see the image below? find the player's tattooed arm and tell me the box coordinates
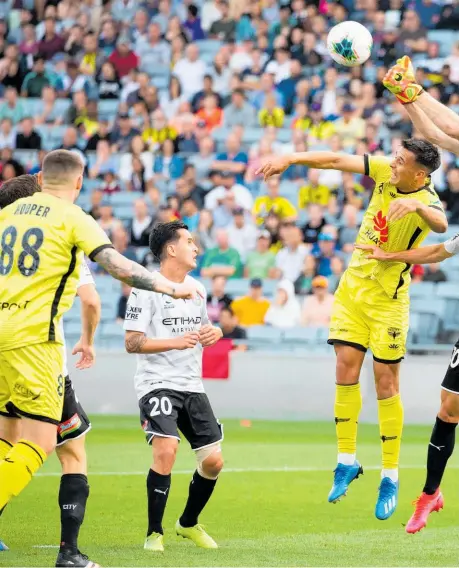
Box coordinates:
[125,331,148,354]
[93,248,201,299]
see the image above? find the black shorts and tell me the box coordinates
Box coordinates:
[139,389,223,450]
[441,341,459,395]
[0,376,91,445]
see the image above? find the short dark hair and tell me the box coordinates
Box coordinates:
[402,138,441,174]
[42,149,83,183]
[220,306,234,317]
[149,220,189,261]
[0,174,40,209]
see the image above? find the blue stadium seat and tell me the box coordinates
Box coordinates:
[82,179,101,192]
[98,100,119,120]
[21,98,41,116]
[196,39,222,54]
[63,321,84,336]
[246,326,284,342]
[94,275,116,295]
[100,322,125,349]
[409,282,436,298]
[13,149,38,167]
[410,299,444,344]
[224,279,250,297]
[241,128,263,145]
[65,303,81,322]
[283,327,325,345]
[110,192,143,206]
[436,283,459,331]
[152,75,170,90]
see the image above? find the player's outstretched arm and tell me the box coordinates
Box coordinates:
[356,242,453,264]
[256,152,365,180]
[404,102,459,154]
[415,92,459,142]
[125,330,200,354]
[93,248,201,300]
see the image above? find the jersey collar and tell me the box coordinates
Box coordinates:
[396,178,432,195]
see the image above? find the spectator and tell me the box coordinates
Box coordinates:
[219,307,247,345]
[253,176,297,226]
[1,161,24,183]
[2,56,25,95]
[302,204,326,244]
[100,170,122,195]
[298,169,331,209]
[89,140,117,179]
[64,24,84,58]
[187,136,215,181]
[19,23,39,58]
[116,282,132,323]
[176,114,199,153]
[274,224,309,282]
[398,9,428,54]
[244,230,277,280]
[142,109,177,152]
[294,255,317,296]
[264,279,301,328]
[111,114,140,153]
[223,88,256,128]
[184,4,205,41]
[0,118,15,150]
[87,189,103,219]
[209,51,232,97]
[21,55,52,98]
[212,133,248,184]
[339,204,360,251]
[201,228,243,279]
[328,256,345,293]
[59,127,86,166]
[206,275,233,323]
[97,61,121,99]
[253,73,284,111]
[209,0,236,41]
[0,86,24,124]
[294,102,335,143]
[128,199,155,247]
[99,19,118,58]
[153,139,185,181]
[300,276,334,326]
[424,263,447,283]
[160,75,186,120]
[265,47,292,84]
[231,278,271,327]
[15,117,42,150]
[258,93,285,128]
[97,202,123,240]
[205,171,253,211]
[35,86,62,126]
[333,103,365,150]
[196,94,223,131]
[181,198,200,232]
[109,35,139,79]
[196,209,216,251]
[411,264,425,284]
[314,231,340,277]
[227,207,257,261]
[38,17,65,60]
[173,43,207,98]
[85,120,111,151]
[79,32,104,76]
[277,60,304,115]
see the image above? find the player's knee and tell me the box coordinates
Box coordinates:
[375,373,398,399]
[196,442,223,480]
[438,395,459,423]
[336,356,361,385]
[153,440,178,473]
[56,440,87,473]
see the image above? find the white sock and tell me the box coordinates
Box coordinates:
[338,453,356,466]
[381,468,398,482]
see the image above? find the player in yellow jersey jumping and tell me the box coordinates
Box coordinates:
[257,138,447,519]
[0,150,201,536]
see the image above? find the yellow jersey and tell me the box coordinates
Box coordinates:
[349,155,444,299]
[253,196,297,226]
[231,296,270,327]
[298,183,330,208]
[0,192,112,351]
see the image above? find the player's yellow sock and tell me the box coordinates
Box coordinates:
[0,438,13,461]
[335,383,362,456]
[378,394,404,470]
[0,439,46,511]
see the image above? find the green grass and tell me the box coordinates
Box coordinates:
[2,416,459,567]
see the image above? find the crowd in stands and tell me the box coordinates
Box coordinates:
[1,0,459,334]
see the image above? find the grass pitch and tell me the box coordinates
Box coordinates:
[2,417,459,567]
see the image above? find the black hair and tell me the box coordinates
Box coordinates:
[149,220,189,261]
[0,174,40,209]
[401,138,441,174]
[220,306,234,316]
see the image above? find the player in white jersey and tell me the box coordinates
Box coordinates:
[358,234,459,533]
[124,221,223,552]
[0,175,100,568]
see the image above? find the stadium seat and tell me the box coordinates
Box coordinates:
[427,30,456,57]
[98,99,119,120]
[224,279,250,297]
[409,282,436,298]
[246,325,284,343]
[410,299,445,344]
[283,327,325,345]
[196,39,222,54]
[110,192,143,206]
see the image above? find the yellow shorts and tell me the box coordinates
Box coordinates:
[328,270,409,363]
[0,342,64,424]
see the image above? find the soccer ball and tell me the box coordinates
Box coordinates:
[327,21,373,67]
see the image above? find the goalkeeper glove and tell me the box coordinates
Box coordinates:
[383,56,424,104]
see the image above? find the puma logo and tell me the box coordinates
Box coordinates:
[429,443,445,451]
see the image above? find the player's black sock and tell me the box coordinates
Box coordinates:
[423,416,457,495]
[179,471,217,528]
[147,469,171,536]
[59,474,89,553]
